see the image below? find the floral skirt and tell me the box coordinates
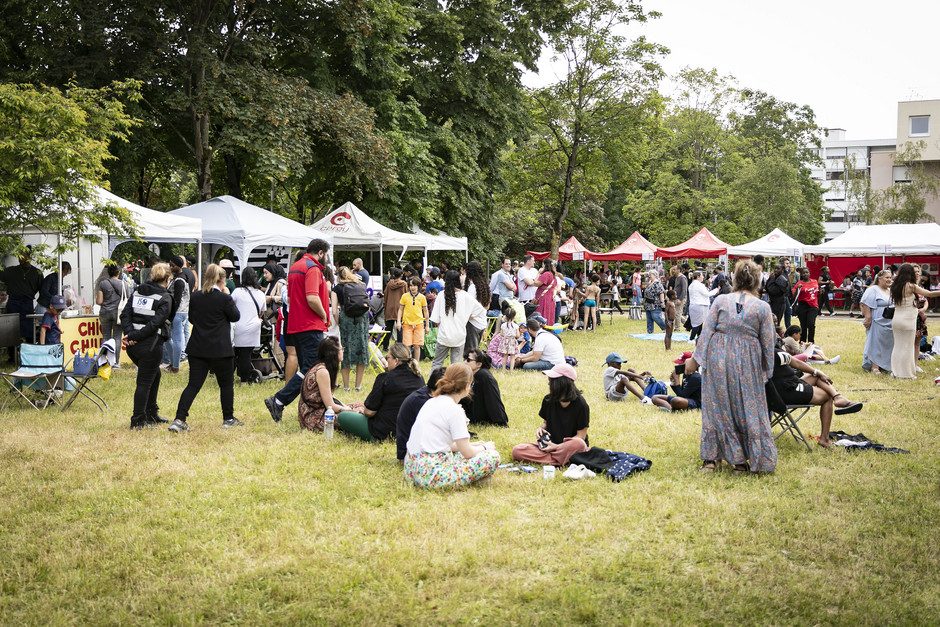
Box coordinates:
[339,311,370,367]
[403,450,501,489]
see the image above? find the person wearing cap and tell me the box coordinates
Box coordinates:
[514,318,564,371]
[0,247,43,341]
[219,259,236,293]
[511,363,589,466]
[39,294,66,345]
[650,352,702,411]
[602,353,652,402]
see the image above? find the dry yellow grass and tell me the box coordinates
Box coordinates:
[1,314,939,625]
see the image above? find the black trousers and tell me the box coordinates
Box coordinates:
[382,318,401,350]
[175,355,235,423]
[818,290,834,314]
[234,346,255,382]
[127,336,164,424]
[769,300,786,326]
[796,303,819,343]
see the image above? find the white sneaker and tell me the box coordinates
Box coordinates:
[829,312,836,317]
[915,366,923,373]
[828,355,841,365]
[562,464,596,479]
[641,397,653,405]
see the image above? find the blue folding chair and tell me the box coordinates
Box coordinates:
[0,343,66,410]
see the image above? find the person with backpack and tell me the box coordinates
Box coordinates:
[334,266,370,391]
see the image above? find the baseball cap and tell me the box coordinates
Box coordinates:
[604,352,626,365]
[543,363,577,381]
[672,351,693,364]
[50,295,66,310]
[169,255,184,268]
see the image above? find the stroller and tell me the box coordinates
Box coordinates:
[247,317,285,383]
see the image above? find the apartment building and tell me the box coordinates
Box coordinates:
[812,99,940,241]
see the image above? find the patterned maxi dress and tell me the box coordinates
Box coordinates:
[693,292,777,472]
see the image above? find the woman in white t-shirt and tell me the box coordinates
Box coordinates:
[231,268,267,383]
[404,363,501,489]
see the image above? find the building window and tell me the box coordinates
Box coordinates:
[910,115,930,137]
[826,149,846,159]
[826,171,844,181]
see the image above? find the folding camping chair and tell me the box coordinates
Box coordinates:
[766,380,813,451]
[0,343,66,411]
[61,351,107,412]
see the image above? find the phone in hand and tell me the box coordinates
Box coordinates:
[537,432,552,450]
[674,363,686,376]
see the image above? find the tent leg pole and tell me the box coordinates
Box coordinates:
[379,245,383,281]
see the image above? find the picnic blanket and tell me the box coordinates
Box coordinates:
[629,332,691,342]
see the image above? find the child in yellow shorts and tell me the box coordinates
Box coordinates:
[397,277,430,360]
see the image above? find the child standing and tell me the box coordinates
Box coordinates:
[498,308,520,371]
[397,277,430,360]
[664,289,677,351]
[40,294,66,345]
[583,274,601,333]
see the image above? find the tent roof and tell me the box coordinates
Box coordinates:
[411,224,467,252]
[528,236,595,261]
[592,231,657,261]
[168,196,326,270]
[310,202,425,250]
[726,228,804,257]
[805,223,940,256]
[656,227,729,258]
[99,187,202,247]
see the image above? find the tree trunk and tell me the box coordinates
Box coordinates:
[190,63,213,201]
[224,152,243,199]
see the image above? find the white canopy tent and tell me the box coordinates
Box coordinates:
[168,196,328,273]
[310,202,466,276]
[16,186,204,305]
[804,223,940,256]
[726,228,805,258]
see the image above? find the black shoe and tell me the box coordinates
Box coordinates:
[264,397,283,423]
[222,418,244,428]
[130,418,152,430]
[145,413,170,425]
[168,419,189,433]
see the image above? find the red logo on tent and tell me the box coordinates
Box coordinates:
[330,211,351,226]
[768,234,780,242]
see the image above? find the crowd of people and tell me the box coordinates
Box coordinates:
[4,237,940,488]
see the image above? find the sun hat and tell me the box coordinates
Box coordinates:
[672,351,693,364]
[219,259,235,269]
[604,352,626,365]
[543,363,577,381]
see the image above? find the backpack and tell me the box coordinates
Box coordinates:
[341,282,369,317]
[642,379,667,398]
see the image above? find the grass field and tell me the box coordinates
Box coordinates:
[1,315,939,625]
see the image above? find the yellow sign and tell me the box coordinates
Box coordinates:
[59,315,133,365]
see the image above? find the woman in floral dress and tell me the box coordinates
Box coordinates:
[685,260,777,473]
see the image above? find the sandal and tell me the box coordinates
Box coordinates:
[834,401,863,415]
[699,461,717,473]
[732,463,749,475]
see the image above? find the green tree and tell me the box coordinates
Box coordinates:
[0,81,139,261]
[505,0,665,256]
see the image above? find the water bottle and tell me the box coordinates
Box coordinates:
[323,407,335,439]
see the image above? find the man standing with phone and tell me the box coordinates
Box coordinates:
[265,238,331,422]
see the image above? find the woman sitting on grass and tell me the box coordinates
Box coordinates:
[511,363,590,466]
[769,350,863,449]
[336,342,425,441]
[460,348,509,426]
[298,337,364,431]
[404,363,500,489]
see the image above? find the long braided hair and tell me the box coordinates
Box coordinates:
[465,261,489,308]
[443,270,460,315]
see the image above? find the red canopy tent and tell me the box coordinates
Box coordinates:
[591,231,658,261]
[527,236,595,261]
[656,227,729,258]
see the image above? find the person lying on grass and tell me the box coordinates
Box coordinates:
[404,362,500,489]
[511,363,590,467]
[602,352,652,402]
[770,350,863,450]
[651,352,702,412]
[782,324,840,365]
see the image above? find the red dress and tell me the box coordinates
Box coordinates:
[534,271,557,325]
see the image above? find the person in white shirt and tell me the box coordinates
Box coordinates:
[688,271,719,341]
[517,255,539,302]
[429,270,487,369]
[515,319,565,370]
[404,362,500,489]
[489,257,517,310]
